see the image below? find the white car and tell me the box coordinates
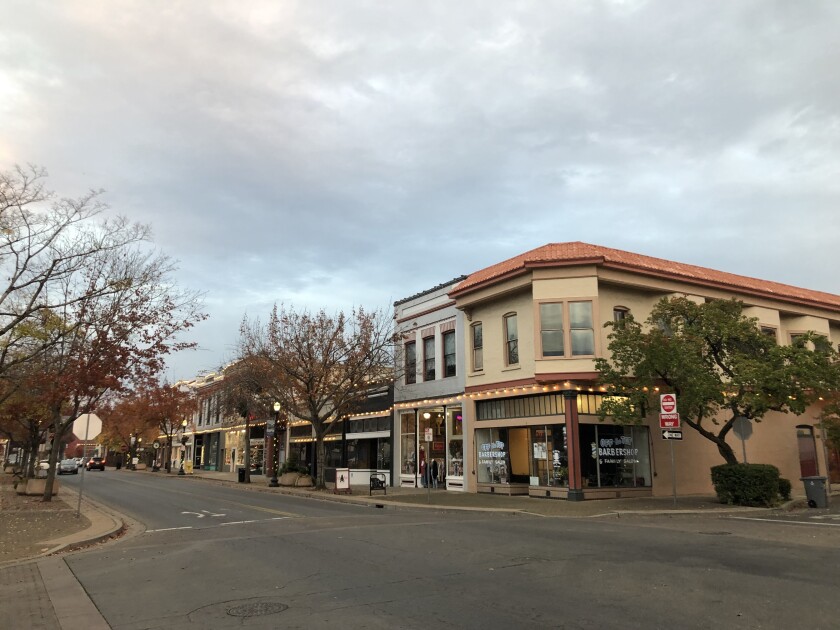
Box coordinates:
[74,457,83,467]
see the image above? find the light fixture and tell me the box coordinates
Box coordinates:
[423,412,431,420]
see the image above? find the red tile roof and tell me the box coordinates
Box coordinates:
[449,242,840,312]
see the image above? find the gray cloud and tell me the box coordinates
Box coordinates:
[2,0,839,379]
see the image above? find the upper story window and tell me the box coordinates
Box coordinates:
[443,330,456,378]
[404,341,417,384]
[423,336,436,381]
[760,326,777,342]
[613,307,629,327]
[471,323,483,371]
[539,303,564,356]
[570,302,595,356]
[538,300,595,358]
[504,313,519,365]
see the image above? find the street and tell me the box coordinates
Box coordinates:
[58,472,840,629]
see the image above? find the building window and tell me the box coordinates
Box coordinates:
[570,301,595,356]
[539,303,564,357]
[613,307,629,327]
[442,331,456,378]
[760,326,777,342]
[404,342,416,384]
[471,323,483,371]
[423,336,435,381]
[504,313,518,365]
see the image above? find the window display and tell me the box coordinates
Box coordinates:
[447,407,463,477]
[476,428,509,484]
[400,412,416,475]
[579,424,651,487]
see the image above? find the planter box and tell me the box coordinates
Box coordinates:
[16,478,60,496]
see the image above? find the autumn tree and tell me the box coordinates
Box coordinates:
[596,296,840,464]
[241,305,395,489]
[98,394,159,465]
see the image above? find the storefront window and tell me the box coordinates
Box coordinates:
[529,425,568,486]
[579,424,651,488]
[476,428,509,484]
[447,407,463,477]
[400,412,416,475]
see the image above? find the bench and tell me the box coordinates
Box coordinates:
[369,473,387,496]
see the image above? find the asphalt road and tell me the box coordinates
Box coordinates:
[59,472,840,630]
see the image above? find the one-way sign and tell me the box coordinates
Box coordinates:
[661,430,683,440]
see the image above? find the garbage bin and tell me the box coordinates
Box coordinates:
[801,476,828,508]
[237,467,246,483]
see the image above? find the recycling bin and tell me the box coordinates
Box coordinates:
[801,476,828,508]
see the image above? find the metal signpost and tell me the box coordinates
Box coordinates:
[659,395,680,507]
[425,428,433,503]
[72,414,102,518]
[732,416,752,463]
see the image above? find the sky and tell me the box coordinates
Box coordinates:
[2,1,839,381]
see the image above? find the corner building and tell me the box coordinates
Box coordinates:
[449,242,840,499]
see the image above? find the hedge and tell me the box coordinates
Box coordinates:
[710,463,783,507]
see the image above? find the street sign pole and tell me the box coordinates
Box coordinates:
[76,414,90,518]
[670,440,677,508]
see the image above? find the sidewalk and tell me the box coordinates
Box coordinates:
[184,469,784,518]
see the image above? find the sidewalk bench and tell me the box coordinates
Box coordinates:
[370,473,387,496]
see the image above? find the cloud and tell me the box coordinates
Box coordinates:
[2,0,839,379]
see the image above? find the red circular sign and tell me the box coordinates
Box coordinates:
[661,394,676,413]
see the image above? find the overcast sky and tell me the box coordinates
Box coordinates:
[2,1,839,381]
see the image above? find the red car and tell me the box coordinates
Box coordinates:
[86,456,106,471]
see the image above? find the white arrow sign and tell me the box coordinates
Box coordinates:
[661,430,683,440]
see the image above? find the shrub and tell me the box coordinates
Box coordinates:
[778,477,792,501]
[711,463,782,507]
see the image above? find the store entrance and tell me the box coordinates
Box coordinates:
[419,409,446,488]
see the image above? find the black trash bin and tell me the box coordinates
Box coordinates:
[801,476,828,508]
[237,467,246,483]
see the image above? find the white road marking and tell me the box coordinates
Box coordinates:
[728,516,840,528]
[146,526,193,533]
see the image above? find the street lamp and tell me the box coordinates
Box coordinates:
[178,419,188,476]
[269,402,280,487]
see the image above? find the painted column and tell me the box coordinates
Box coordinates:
[563,390,584,501]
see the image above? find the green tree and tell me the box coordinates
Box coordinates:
[596,296,840,464]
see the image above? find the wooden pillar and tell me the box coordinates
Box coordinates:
[563,390,585,501]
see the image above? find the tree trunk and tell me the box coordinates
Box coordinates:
[43,415,65,502]
[714,437,739,465]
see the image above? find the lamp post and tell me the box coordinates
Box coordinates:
[269,402,280,487]
[178,419,188,476]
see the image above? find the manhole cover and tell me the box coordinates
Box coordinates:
[227,602,289,617]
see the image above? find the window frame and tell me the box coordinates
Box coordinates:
[404,341,417,385]
[536,299,597,359]
[423,335,436,381]
[471,322,483,372]
[442,330,456,378]
[503,312,519,366]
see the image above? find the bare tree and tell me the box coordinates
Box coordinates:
[241,304,395,490]
[0,164,151,375]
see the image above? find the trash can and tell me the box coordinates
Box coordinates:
[237,467,246,483]
[801,476,829,508]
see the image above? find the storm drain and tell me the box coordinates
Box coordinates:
[227,601,289,617]
[189,597,290,625]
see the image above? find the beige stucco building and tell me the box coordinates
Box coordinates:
[447,242,839,499]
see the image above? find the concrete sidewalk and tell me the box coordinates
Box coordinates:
[184,469,780,517]
[0,487,123,630]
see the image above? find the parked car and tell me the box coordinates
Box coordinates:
[59,458,79,475]
[86,456,105,471]
[74,457,83,467]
